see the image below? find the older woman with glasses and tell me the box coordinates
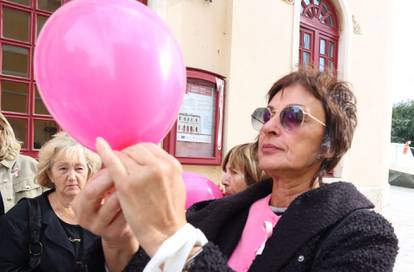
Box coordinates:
[74,69,398,272]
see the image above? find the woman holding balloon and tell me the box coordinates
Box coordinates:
[33,1,397,271]
[73,69,398,272]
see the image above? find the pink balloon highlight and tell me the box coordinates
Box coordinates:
[34,0,186,150]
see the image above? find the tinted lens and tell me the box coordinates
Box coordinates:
[251,107,269,131]
[263,109,271,123]
[280,106,304,131]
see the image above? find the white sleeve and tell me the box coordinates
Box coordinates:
[143,223,208,272]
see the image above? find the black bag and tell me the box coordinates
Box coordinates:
[27,198,42,270]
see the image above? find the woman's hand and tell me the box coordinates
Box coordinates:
[73,169,139,271]
[96,138,187,257]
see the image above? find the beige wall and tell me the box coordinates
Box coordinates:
[150,0,394,209]
[225,0,294,148]
[339,0,393,209]
[149,0,233,182]
[152,0,231,75]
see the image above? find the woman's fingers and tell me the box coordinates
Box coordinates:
[92,140,187,257]
[123,144,157,165]
[74,168,114,226]
[97,191,122,227]
[96,137,128,179]
[115,151,142,176]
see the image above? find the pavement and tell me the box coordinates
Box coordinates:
[382,185,414,272]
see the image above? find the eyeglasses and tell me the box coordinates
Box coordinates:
[251,104,326,132]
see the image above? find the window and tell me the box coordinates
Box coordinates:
[163,68,225,165]
[0,0,147,156]
[299,0,339,72]
[0,0,68,157]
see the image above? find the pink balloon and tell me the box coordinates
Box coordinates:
[34,0,186,150]
[183,172,223,209]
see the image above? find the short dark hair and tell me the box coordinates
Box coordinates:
[267,68,357,179]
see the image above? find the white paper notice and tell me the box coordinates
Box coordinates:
[176,84,215,143]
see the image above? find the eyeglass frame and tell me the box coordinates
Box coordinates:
[251,104,326,132]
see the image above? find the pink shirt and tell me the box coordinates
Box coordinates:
[228,194,281,272]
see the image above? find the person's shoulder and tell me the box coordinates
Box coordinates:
[328,208,398,251]
[14,155,39,186]
[2,196,31,227]
[346,209,396,235]
[318,181,375,208]
[186,199,215,216]
[314,209,398,271]
[5,192,45,218]
[16,154,38,166]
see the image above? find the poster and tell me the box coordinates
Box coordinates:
[176,83,215,144]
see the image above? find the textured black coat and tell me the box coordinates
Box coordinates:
[125,180,398,272]
[0,191,105,272]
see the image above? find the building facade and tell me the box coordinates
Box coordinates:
[0,0,393,209]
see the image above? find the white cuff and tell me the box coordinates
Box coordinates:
[143,223,208,272]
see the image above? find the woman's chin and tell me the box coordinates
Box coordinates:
[260,160,282,173]
[64,186,80,195]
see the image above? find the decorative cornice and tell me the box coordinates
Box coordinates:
[352,15,362,35]
[282,0,294,5]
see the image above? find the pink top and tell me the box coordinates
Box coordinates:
[227,194,281,272]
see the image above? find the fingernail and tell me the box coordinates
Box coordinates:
[96,137,110,152]
[96,137,103,149]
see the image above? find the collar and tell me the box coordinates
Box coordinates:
[0,158,15,169]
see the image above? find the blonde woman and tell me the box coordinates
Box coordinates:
[0,112,41,215]
[221,142,267,196]
[0,132,105,271]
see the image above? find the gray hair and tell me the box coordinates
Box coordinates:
[36,132,101,188]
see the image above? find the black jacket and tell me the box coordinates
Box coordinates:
[0,191,105,272]
[125,179,398,272]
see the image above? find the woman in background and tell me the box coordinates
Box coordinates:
[0,112,41,215]
[221,142,267,196]
[0,132,105,271]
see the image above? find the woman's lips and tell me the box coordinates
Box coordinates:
[261,143,283,154]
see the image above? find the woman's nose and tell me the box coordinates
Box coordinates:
[261,113,281,135]
[221,174,230,185]
[67,169,77,180]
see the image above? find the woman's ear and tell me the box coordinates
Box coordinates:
[319,138,334,159]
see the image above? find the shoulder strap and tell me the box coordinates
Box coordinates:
[27,197,42,269]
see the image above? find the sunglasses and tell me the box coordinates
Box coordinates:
[251,104,326,132]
